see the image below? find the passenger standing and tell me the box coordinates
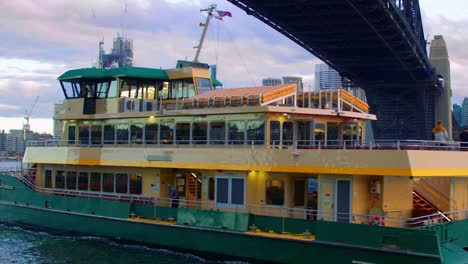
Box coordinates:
[459,126,468,150]
[168,184,179,208]
[432,121,448,143]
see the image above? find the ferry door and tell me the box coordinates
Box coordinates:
[318,178,335,221]
[335,179,352,223]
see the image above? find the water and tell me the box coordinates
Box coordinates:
[0,162,248,264]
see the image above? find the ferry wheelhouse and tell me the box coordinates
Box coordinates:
[1,63,468,263]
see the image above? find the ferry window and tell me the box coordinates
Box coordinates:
[208,177,215,200]
[91,125,102,145]
[67,125,76,145]
[115,173,128,193]
[145,124,158,144]
[130,124,144,144]
[176,123,191,144]
[160,123,174,144]
[297,120,312,146]
[192,122,207,144]
[55,170,65,189]
[147,85,156,99]
[228,121,246,145]
[120,83,130,98]
[216,177,245,207]
[103,173,114,192]
[103,125,115,144]
[61,81,79,98]
[315,123,325,145]
[82,82,96,98]
[282,121,293,146]
[66,171,77,189]
[195,78,212,95]
[90,172,101,192]
[79,126,90,145]
[210,122,225,145]
[266,180,285,206]
[108,80,118,98]
[116,124,129,144]
[78,172,89,191]
[269,121,280,146]
[160,82,169,99]
[171,79,195,99]
[342,123,358,145]
[44,169,52,188]
[327,122,339,146]
[129,83,139,98]
[129,173,142,194]
[96,82,110,98]
[247,120,265,145]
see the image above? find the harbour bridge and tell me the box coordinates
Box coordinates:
[226,0,440,140]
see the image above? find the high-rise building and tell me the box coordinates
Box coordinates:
[7,130,24,154]
[429,35,452,139]
[453,103,462,126]
[0,130,6,152]
[314,63,342,90]
[262,78,282,86]
[462,98,468,126]
[99,33,134,68]
[282,76,303,92]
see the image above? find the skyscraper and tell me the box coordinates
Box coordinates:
[314,63,342,90]
[453,104,462,126]
[0,130,6,152]
[282,76,303,92]
[462,98,468,126]
[429,35,452,139]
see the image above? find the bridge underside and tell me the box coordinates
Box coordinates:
[227,0,437,139]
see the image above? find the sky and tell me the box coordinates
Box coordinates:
[0,0,467,134]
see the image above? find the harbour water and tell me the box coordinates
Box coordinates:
[0,162,247,264]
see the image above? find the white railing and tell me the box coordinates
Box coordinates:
[27,139,468,152]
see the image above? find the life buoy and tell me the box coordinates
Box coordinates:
[368,215,385,226]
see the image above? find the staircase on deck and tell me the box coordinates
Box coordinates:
[411,178,453,226]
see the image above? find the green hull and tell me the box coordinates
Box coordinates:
[1,174,465,263]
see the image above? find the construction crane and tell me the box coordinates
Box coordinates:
[24,96,39,135]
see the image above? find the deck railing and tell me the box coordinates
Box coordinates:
[27,139,468,151]
[3,172,466,230]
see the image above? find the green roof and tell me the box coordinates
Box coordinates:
[58,67,169,81]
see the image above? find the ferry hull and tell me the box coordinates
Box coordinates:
[0,174,459,264]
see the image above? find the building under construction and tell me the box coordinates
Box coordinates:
[98,33,133,68]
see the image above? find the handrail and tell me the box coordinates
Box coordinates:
[413,178,454,213]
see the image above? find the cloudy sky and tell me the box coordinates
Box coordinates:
[0,0,467,134]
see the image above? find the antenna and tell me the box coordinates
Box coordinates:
[193,4,217,62]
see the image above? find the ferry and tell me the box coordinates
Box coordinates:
[1,7,468,264]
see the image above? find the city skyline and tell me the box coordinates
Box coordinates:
[0,0,467,134]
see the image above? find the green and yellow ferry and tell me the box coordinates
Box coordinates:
[1,62,468,263]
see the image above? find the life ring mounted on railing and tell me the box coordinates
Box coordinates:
[368,215,385,226]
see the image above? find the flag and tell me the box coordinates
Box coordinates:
[217,10,232,17]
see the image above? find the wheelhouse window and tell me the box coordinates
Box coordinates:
[315,123,325,145]
[103,125,115,144]
[228,121,246,145]
[55,170,65,189]
[192,122,207,144]
[160,123,174,144]
[108,80,118,98]
[115,173,128,193]
[210,122,225,145]
[342,122,358,145]
[327,122,339,146]
[60,81,80,99]
[282,121,293,146]
[90,172,101,192]
[129,173,142,194]
[67,125,76,144]
[216,177,245,208]
[96,82,111,98]
[79,126,90,145]
[297,120,312,146]
[130,124,143,144]
[269,121,280,146]
[145,124,158,144]
[103,173,114,192]
[247,120,265,145]
[116,124,129,144]
[78,172,89,191]
[266,180,285,206]
[91,125,102,145]
[176,123,191,144]
[44,169,52,188]
[66,171,77,189]
[195,78,212,95]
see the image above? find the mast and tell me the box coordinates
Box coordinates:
[193,4,216,62]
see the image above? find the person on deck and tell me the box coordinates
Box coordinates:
[459,126,468,149]
[168,184,179,208]
[432,121,448,143]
